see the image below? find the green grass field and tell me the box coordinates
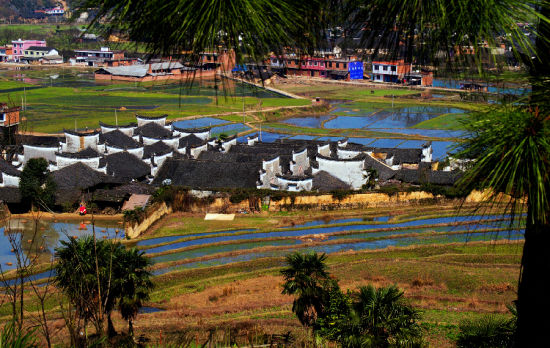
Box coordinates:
[0,77,309,133]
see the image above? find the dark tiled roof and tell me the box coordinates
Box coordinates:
[105,152,150,181]
[152,158,259,189]
[51,162,110,191]
[18,134,62,147]
[173,124,211,133]
[143,141,173,159]
[364,155,396,181]
[312,171,351,191]
[136,114,168,120]
[367,147,422,164]
[57,148,101,159]
[0,187,21,203]
[63,129,101,137]
[394,169,462,185]
[134,122,173,139]
[99,121,137,129]
[0,159,21,177]
[51,162,121,204]
[27,46,54,51]
[179,134,206,148]
[100,129,140,149]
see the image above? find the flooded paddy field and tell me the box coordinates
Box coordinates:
[0,67,308,133]
[0,218,123,271]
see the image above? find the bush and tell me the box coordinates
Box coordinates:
[229,189,249,203]
[420,183,470,199]
[0,321,38,347]
[123,208,146,224]
[331,190,352,201]
[456,315,515,348]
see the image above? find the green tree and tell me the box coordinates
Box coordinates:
[316,284,422,348]
[281,252,330,328]
[54,236,153,341]
[347,2,550,345]
[456,106,550,345]
[351,285,422,347]
[19,158,56,210]
[117,248,154,337]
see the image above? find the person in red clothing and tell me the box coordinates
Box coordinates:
[79,204,87,216]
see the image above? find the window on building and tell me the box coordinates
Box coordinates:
[391,66,396,72]
[374,65,379,70]
[336,63,340,68]
[343,63,347,69]
[329,62,333,68]
[383,66,387,70]
[314,61,317,66]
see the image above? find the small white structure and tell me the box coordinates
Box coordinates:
[314,155,369,189]
[62,130,101,153]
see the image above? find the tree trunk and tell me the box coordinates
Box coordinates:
[107,313,117,338]
[515,208,550,346]
[128,319,134,337]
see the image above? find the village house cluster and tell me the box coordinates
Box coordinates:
[0,111,461,211]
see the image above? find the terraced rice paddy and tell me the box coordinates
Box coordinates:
[136,213,524,276]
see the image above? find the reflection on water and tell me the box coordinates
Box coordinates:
[0,67,285,98]
[0,218,123,271]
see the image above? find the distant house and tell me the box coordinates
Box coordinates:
[11,39,46,62]
[269,54,361,80]
[195,51,236,77]
[371,60,412,83]
[0,46,12,62]
[403,70,433,87]
[94,62,193,82]
[1,103,21,143]
[74,47,125,67]
[23,46,58,58]
[21,47,62,64]
[40,55,64,65]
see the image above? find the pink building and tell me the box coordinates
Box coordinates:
[11,39,46,62]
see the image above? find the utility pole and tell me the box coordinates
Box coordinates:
[242,84,245,125]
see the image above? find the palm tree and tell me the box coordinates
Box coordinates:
[281,252,330,327]
[351,285,422,347]
[55,237,154,340]
[117,248,154,337]
[346,2,550,345]
[456,106,549,345]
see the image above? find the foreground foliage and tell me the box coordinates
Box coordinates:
[282,252,423,347]
[54,236,153,345]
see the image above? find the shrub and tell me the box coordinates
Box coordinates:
[456,315,515,348]
[0,321,38,347]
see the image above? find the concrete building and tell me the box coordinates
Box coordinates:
[94,62,191,82]
[11,39,47,62]
[371,60,412,83]
[74,47,125,67]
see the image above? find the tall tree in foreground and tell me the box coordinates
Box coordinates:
[347,1,550,345]
[55,237,154,342]
[117,248,154,337]
[456,106,550,345]
[281,252,330,328]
